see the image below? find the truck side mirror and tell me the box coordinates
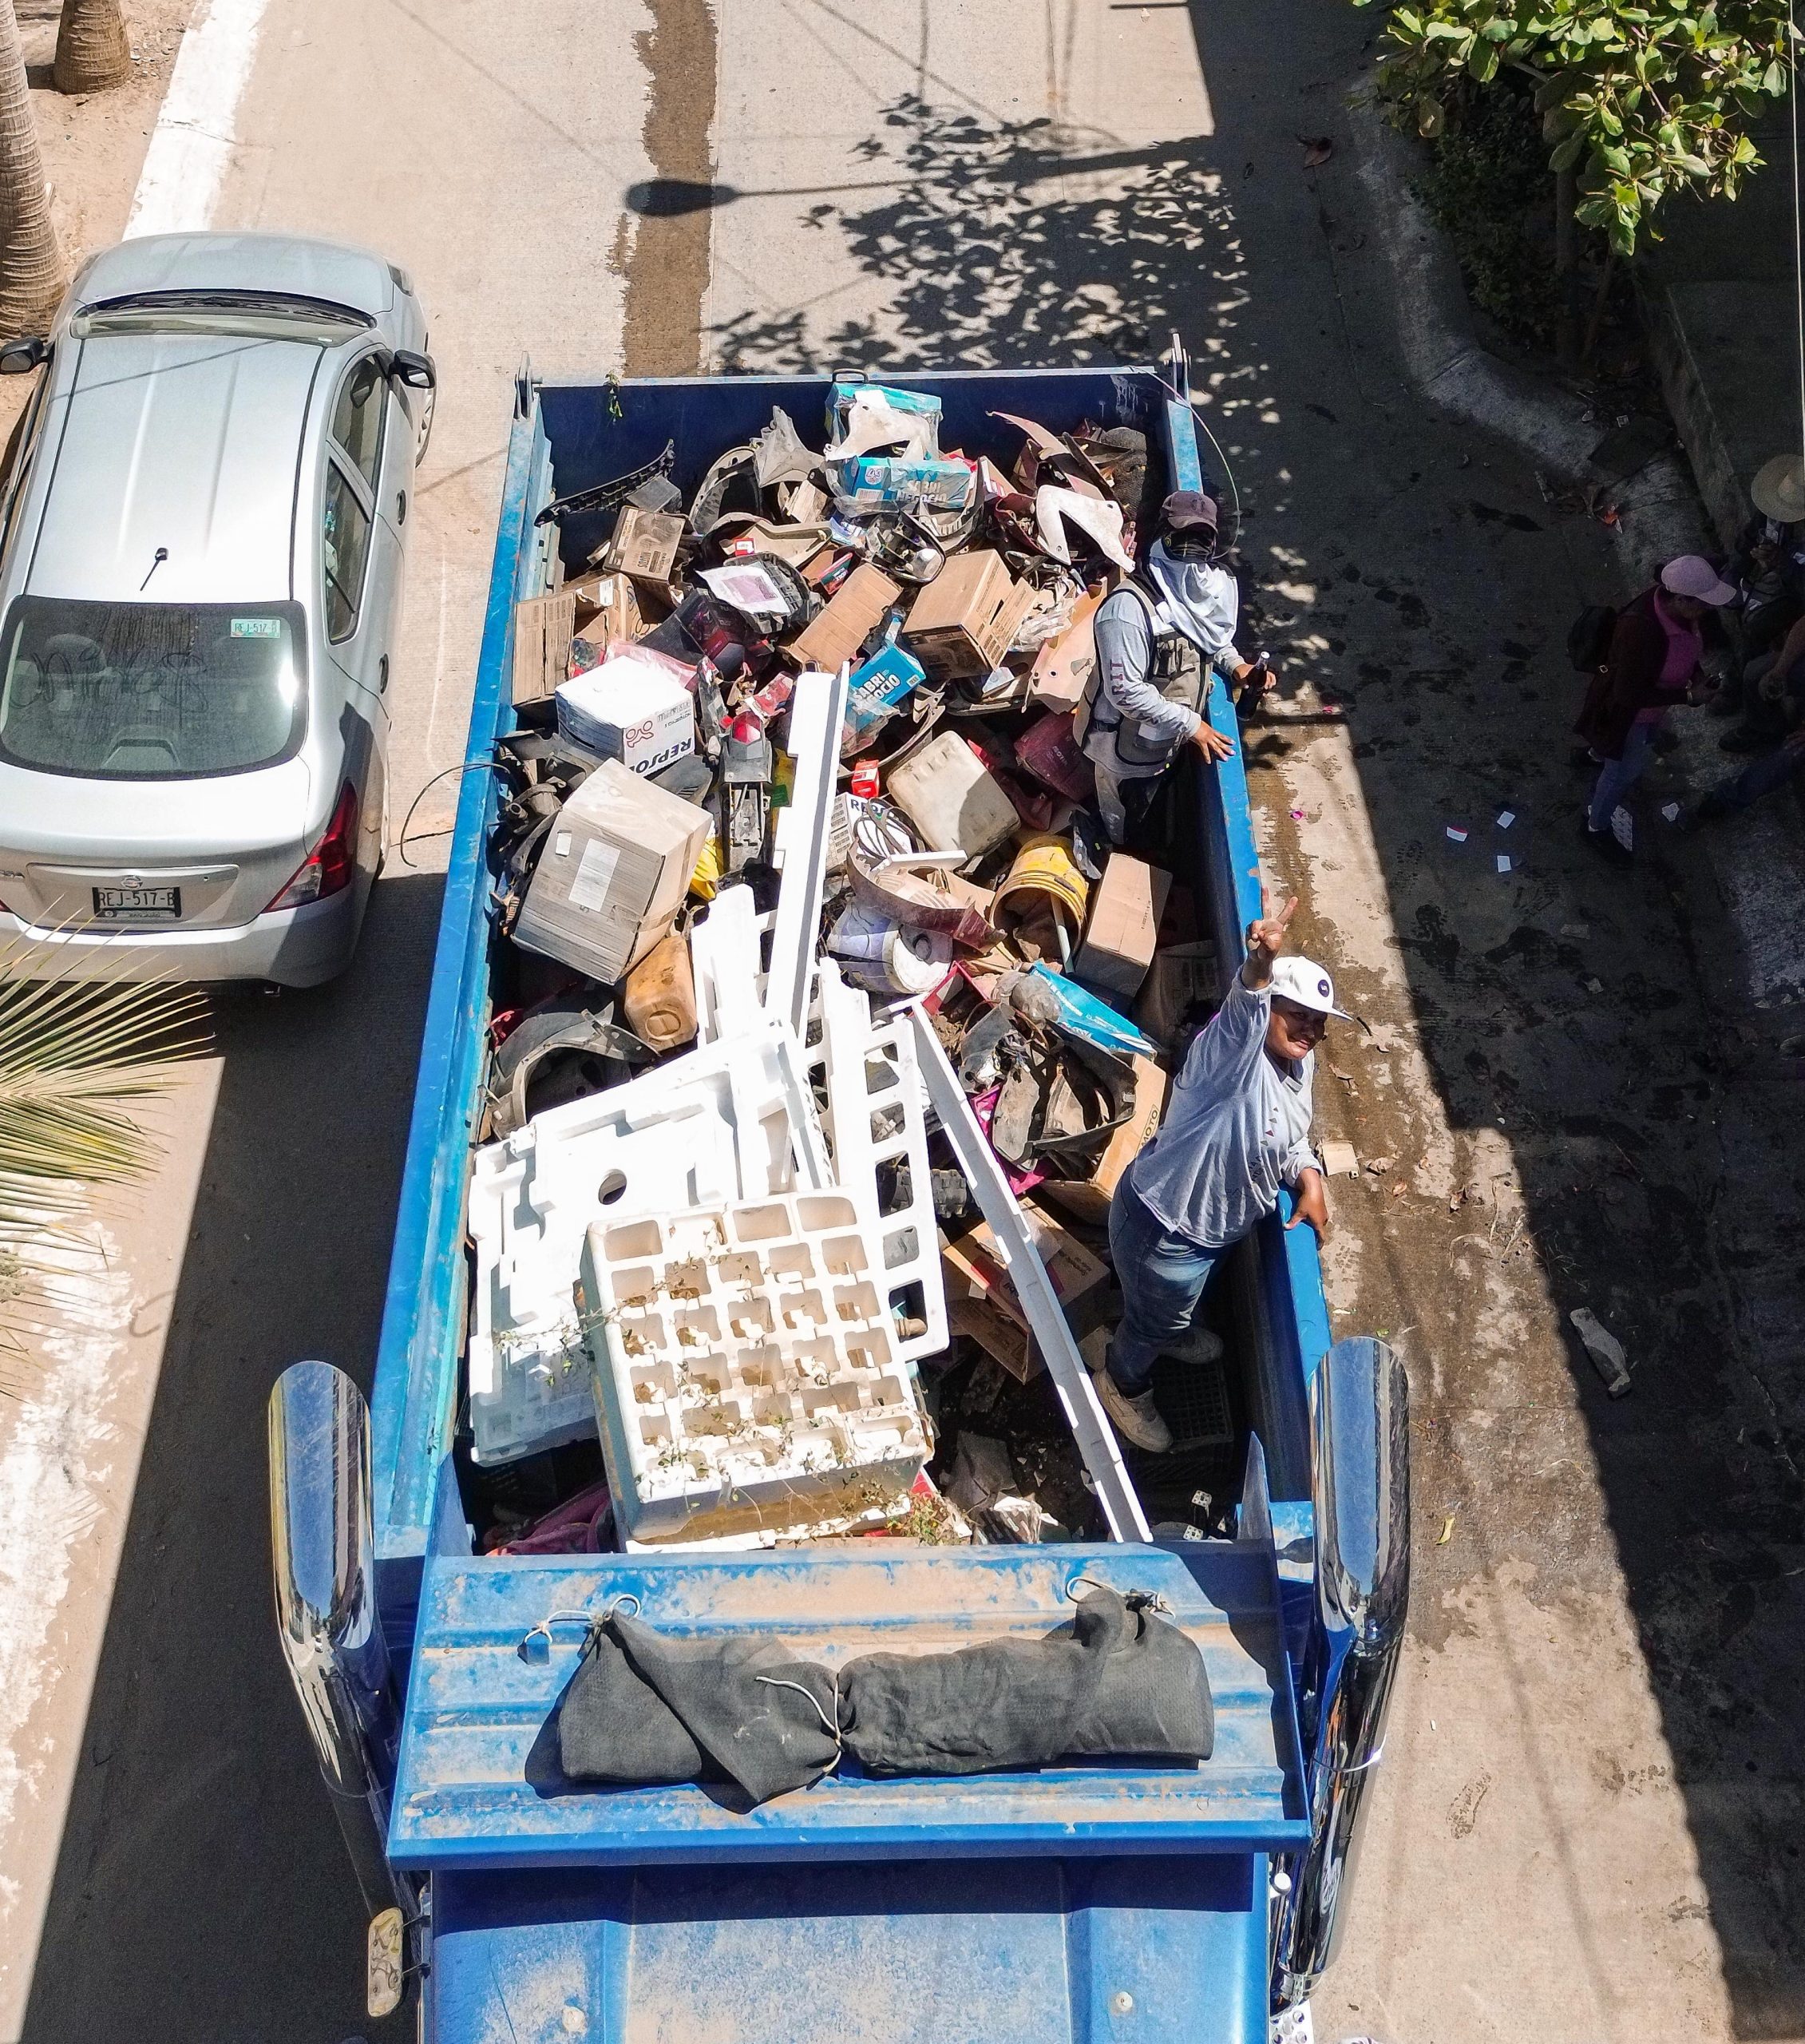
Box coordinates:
[0,336,48,374]
[268,1360,405,1919]
[1272,1337,1411,2010]
[388,348,436,391]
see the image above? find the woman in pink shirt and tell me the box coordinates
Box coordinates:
[1576,554,1736,862]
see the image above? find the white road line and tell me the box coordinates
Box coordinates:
[125,0,274,240]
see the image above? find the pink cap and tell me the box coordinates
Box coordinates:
[1660,555,1736,605]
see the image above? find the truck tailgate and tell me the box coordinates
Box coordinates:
[390,1544,1308,1869]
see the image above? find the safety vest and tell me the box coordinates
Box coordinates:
[1076,579,1206,770]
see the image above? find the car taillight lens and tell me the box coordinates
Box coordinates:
[266,783,359,913]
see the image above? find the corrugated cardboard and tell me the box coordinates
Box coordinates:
[1035,1054,1170,1226]
[942,1204,1108,1383]
[556,657,696,777]
[514,759,711,984]
[565,572,641,644]
[511,590,577,707]
[604,505,687,583]
[1074,854,1172,1000]
[786,563,900,671]
[902,549,1028,679]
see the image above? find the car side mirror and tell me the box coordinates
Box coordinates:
[0,336,48,374]
[388,348,435,391]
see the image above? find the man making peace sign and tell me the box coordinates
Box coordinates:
[1091,887,1342,1454]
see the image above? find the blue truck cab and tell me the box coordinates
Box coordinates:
[267,358,1411,2044]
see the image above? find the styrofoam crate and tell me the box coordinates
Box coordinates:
[581,1192,931,1541]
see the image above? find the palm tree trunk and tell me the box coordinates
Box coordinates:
[54,0,131,95]
[0,3,65,338]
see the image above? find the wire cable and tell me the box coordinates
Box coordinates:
[396,758,511,869]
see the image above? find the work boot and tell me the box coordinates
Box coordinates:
[1162,1323,1225,1368]
[1082,1331,1174,1454]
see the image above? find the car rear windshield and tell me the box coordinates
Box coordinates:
[0,597,306,779]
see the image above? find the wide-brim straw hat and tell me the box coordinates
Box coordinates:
[1752,454,1805,524]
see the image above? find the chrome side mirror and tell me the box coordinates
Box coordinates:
[268,1360,404,1917]
[1273,1337,1411,2009]
[388,347,436,391]
[0,336,47,374]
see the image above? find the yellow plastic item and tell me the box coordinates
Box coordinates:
[689,830,724,901]
[990,833,1090,933]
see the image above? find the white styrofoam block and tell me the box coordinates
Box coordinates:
[813,961,947,1369]
[582,1194,930,1541]
[465,1020,829,1467]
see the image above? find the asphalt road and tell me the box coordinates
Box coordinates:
[8,5,1805,2042]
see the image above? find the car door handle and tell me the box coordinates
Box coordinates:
[378,656,390,693]
[395,489,407,525]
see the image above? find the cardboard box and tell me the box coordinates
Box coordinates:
[942,1204,1109,1382]
[514,760,711,984]
[603,505,686,584]
[511,590,577,708]
[1133,939,1221,1050]
[786,563,901,672]
[556,655,696,778]
[565,572,641,645]
[903,549,1030,680]
[1029,585,1106,709]
[1074,854,1171,1000]
[1035,1054,1170,1226]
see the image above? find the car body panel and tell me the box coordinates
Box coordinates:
[0,755,312,928]
[26,334,319,605]
[0,884,364,988]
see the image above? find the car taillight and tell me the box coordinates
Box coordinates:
[266,783,359,913]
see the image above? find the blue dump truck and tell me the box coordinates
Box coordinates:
[267,358,1410,2043]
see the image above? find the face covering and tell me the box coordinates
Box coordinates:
[1147,537,1238,658]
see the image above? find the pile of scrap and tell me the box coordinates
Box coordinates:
[469,381,1230,1554]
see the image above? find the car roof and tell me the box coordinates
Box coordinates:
[75,232,395,321]
[26,333,329,605]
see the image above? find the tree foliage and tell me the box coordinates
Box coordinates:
[1358,0,1795,253]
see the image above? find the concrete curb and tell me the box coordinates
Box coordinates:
[1344,89,1704,577]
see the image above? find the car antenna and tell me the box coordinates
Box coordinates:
[140,545,168,592]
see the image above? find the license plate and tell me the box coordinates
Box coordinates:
[93,885,180,919]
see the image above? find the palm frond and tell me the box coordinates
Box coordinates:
[0,937,211,1364]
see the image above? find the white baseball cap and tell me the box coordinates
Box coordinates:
[1270,955,1349,1019]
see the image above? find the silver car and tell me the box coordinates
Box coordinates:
[0,231,434,987]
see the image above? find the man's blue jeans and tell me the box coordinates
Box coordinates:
[1105,1178,1223,1396]
[1696,739,1805,819]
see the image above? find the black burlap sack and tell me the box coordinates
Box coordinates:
[558,1610,839,1803]
[840,1586,1213,1777]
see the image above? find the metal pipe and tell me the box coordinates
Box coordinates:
[1273,1337,1411,2007]
[267,1358,405,1917]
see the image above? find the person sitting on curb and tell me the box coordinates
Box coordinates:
[1090,886,1338,1455]
[1680,723,1805,831]
[1574,555,1736,864]
[1079,490,1273,849]
[1712,454,1805,723]
[1716,608,1805,755]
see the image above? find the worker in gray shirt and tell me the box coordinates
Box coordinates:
[1089,888,1340,1454]
[1078,490,1272,845]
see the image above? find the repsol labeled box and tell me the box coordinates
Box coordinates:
[556,656,695,777]
[514,761,711,984]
